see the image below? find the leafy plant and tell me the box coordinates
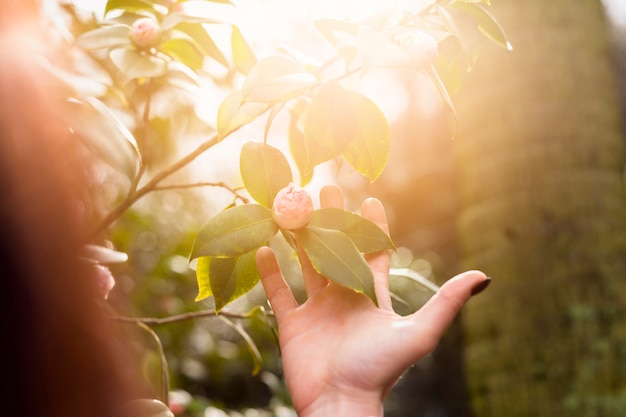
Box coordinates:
[49,0,510,412]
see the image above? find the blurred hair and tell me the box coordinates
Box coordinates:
[0,2,140,416]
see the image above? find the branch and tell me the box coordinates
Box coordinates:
[108,308,273,326]
[152,181,250,204]
[88,133,219,239]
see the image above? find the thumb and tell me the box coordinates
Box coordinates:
[411,271,490,354]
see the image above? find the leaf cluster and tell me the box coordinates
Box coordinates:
[189,142,395,310]
[55,0,509,316]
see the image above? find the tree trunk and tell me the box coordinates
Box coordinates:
[453,0,626,415]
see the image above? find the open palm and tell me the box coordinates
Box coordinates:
[256,185,489,417]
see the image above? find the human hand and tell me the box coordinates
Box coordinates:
[256,185,490,417]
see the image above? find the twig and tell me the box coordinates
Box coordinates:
[107,308,274,326]
[152,181,250,204]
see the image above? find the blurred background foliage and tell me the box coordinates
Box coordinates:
[52,0,626,416]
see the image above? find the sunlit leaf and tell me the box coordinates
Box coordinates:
[240,142,293,207]
[450,2,512,51]
[160,12,224,32]
[242,55,315,103]
[195,251,260,312]
[76,25,131,50]
[303,80,356,169]
[423,64,458,126]
[109,47,168,80]
[217,90,271,140]
[288,99,314,185]
[190,204,278,259]
[297,227,377,305]
[162,61,202,93]
[308,208,395,253]
[437,5,483,69]
[264,102,286,142]
[175,22,228,67]
[105,0,156,15]
[159,36,204,70]
[342,91,390,182]
[195,256,213,300]
[65,98,140,180]
[231,25,257,75]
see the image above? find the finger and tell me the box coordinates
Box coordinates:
[256,246,298,325]
[319,184,344,209]
[299,185,344,296]
[410,270,489,354]
[361,197,393,311]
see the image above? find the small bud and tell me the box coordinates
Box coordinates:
[396,31,438,67]
[130,17,162,51]
[272,183,314,230]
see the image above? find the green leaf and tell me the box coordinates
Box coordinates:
[437,5,483,69]
[240,142,293,207]
[242,55,315,103]
[195,256,213,300]
[303,80,356,169]
[162,61,202,93]
[190,204,278,259]
[216,90,271,140]
[195,251,260,312]
[450,2,512,51]
[109,47,168,80]
[175,22,228,67]
[76,25,131,50]
[231,25,257,75]
[159,36,204,70]
[423,64,458,126]
[342,91,390,182]
[65,98,140,180]
[297,227,377,305]
[308,208,395,253]
[105,0,156,15]
[160,12,224,32]
[288,99,314,185]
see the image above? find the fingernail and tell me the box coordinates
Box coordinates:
[471,276,492,296]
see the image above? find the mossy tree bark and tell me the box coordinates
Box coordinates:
[453,0,626,415]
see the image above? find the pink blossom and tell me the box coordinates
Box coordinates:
[130,17,162,50]
[272,183,314,230]
[397,31,438,67]
[93,264,116,300]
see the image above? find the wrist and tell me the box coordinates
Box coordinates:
[296,390,383,417]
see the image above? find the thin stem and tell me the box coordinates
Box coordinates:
[108,308,273,326]
[152,181,249,204]
[136,322,170,405]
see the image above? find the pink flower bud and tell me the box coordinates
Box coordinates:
[93,264,116,300]
[272,183,314,230]
[130,17,162,51]
[397,31,438,67]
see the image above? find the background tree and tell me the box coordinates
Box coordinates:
[452,0,626,415]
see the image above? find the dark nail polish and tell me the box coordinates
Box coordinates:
[471,277,492,296]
